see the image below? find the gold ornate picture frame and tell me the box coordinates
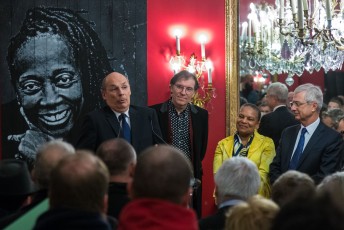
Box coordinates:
[225,0,239,136]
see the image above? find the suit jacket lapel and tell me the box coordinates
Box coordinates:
[282,126,300,171]
[129,106,138,147]
[103,106,121,136]
[297,123,323,167]
[159,102,170,141]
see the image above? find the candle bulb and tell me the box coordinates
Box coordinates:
[325,0,332,21]
[248,14,252,45]
[279,0,285,19]
[205,60,213,85]
[199,35,207,60]
[176,35,180,55]
[208,68,212,85]
[174,29,182,55]
[201,42,205,60]
[291,0,297,14]
[298,0,304,29]
[241,22,248,42]
[302,0,308,11]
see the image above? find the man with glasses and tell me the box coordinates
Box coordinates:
[258,82,299,149]
[75,72,163,153]
[151,70,208,217]
[269,83,344,185]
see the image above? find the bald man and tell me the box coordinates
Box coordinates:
[75,72,163,154]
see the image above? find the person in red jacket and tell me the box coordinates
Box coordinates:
[118,145,198,230]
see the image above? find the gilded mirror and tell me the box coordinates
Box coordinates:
[225,0,239,135]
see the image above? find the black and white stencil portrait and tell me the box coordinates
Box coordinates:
[1,1,147,169]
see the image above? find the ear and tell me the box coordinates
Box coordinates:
[127,181,135,199]
[255,121,260,130]
[181,187,193,208]
[102,194,108,214]
[101,90,106,100]
[169,84,173,95]
[22,195,32,207]
[128,162,136,178]
[214,186,219,206]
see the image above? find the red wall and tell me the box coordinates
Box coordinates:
[147,0,226,216]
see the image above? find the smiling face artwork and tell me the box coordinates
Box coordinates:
[13,33,84,138]
[3,7,113,167]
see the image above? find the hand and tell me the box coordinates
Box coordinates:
[18,129,54,160]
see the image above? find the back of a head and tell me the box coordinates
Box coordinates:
[271,192,344,230]
[225,195,279,230]
[131,145,192,204]
[34,140,75,189]
[317,171,344,206]
[268,82,288,103]
[49,151,109,213]
[0,159,37,211]
[96,138,136,176]
[272,170,315,207]
[215,157,260,201]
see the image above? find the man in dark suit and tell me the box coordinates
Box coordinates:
[75,72,163,153]
[150,70,208,217]
[269,83,344,185]
[258,82,299,149]
[199,157,260,230]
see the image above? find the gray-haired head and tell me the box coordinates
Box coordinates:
[267,82,289,104]
[294,83,323,112]
[215,157,260,202]
[321,108,344,129]
[33,140,75,189]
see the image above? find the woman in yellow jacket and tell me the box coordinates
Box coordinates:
[214,103,275,197]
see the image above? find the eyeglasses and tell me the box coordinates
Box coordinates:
[290,101,309,107]
[174,84,195,94]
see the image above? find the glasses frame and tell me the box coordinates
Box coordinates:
[290,101,310,108]
[173,84,195,95]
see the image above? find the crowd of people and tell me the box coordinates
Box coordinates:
[1,70,344,230]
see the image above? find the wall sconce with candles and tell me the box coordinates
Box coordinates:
[169,29,216,110]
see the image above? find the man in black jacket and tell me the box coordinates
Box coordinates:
[150,70,208,217]
[258,82,299,149]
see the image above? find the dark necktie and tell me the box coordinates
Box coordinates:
[289,128,307,170]
[119,113,131,143]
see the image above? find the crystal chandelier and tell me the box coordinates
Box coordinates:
[240,0,344,86]
[169,29,216,110]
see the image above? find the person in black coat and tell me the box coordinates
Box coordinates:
[150,70,208,217]
[258,82,299,149]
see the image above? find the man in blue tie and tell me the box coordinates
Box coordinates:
[269,83,344,185]
[75,72,163,154]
